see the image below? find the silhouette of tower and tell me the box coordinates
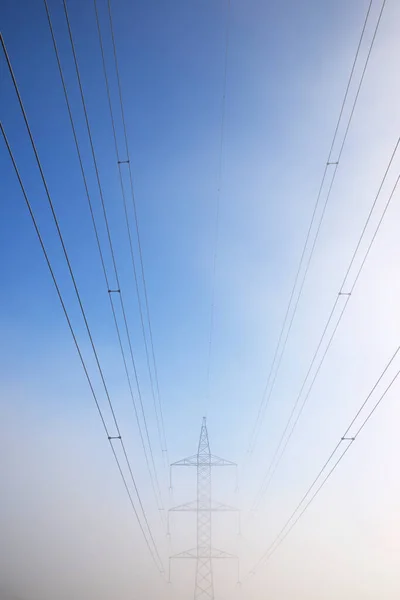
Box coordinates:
[169,418,239,599]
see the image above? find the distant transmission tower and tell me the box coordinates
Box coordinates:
[169,418,239,599]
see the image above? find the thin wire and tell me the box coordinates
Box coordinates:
[91,0,167,509]
[107,0,170,463]
[42,0,165,521]
[0,121,164,574]
[1,32,164,570]
[344,347,400,439]
[247,343,400,578]
[246,0,386,456]
[248,0,386,455]
[205,0,231,414]
[252,296,347,507]
[250,443,353,572]
[0,121,108,437]
[92,0,163,459]
[111,439,165,572]
[253,136,400,508]
[0,33,120,437]
[59,0,166,515]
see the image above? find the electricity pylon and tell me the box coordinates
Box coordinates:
[169,418,239,599]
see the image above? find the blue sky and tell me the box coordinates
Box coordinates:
[2,1,400,599]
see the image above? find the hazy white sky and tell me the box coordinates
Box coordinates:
[1,0,400,599]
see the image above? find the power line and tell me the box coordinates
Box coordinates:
[252,134,400,508]
[0,34,164,573]
[42,0,166,521]
[89,0,167,507]
[205,0,231,414]
[246,0,387,457]
[106,0,170,464]
[92,0,167,467]
[60,0,161,501]
[0,33,118,436]
[246,341,400,579]
[63,0,167,516]
[0,120,164,575]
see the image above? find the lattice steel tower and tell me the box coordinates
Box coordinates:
[169,418,239,599]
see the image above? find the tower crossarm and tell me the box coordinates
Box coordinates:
[171,454,236,467]
[170,547,237,560]
[169,500,238,512]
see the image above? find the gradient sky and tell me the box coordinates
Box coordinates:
[1,1,400,599]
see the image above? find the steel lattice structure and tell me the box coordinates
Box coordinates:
[169,418,239,599]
